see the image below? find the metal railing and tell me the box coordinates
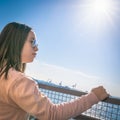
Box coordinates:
[31,80,120,120]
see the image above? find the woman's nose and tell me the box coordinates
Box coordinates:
[34,45,39,51]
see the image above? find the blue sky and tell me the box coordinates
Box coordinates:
[0,0,120,97]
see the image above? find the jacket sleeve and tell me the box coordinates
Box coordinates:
[9,77,99,120]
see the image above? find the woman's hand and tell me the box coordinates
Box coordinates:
[91,86,109,101]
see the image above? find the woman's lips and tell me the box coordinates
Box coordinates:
[32,53,37,56]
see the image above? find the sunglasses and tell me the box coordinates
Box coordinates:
[32,40,38,48]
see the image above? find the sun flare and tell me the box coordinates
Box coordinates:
[75,0,119,32]
[93,0,113,13]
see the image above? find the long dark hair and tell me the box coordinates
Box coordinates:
[0,22,32,79]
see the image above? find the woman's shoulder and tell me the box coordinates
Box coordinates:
[7,68,37,90]
[8,68,35,86]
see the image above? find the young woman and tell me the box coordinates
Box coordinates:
[0,22,109,120]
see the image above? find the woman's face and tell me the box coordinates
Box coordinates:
[21,30,38,63]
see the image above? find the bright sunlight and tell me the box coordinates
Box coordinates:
[75,0,119,33]
[90,0,116,24]
[93,0,113,14]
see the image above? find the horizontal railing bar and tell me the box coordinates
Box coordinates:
[74,114,100,120]
[38,83,86,96]
[37,82,120,105]
[103,96,120,105]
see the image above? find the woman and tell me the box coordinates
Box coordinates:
[0,22,109,120]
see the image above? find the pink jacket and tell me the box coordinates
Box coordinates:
[0,68,99,120]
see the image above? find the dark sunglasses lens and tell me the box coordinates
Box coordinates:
[32,40,38,47]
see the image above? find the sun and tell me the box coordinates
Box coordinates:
[93,0,113,14]
[74,0,119,32]
[90,0,116,22]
